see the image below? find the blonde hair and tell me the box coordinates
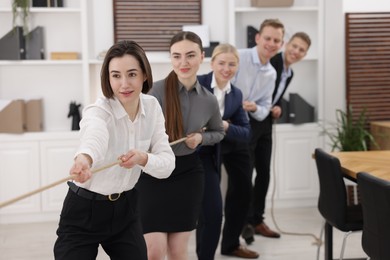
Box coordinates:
[211,43,239,63]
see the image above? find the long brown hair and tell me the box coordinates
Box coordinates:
[164,31,203,142]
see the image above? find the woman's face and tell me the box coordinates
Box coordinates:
[170,39,204,82]
[109,54,146,106]
[211,52,238,87]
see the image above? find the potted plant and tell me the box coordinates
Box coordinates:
[321,106,378,151]
[12,0,31,35]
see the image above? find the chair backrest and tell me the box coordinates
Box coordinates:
[314,148,349,230]
[357,172,390,260]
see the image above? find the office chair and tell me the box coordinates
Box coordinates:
[357,172,390,260]
[314,148,363,260]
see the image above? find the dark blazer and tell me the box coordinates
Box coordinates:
[198,72,250,143]
[270,52,294,108]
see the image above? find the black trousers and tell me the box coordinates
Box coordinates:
[54,187,147,260]
[220,141,252,254]
[248,115,273,226]
[196,148,223,260]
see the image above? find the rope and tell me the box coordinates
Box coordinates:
[268,120,323,250]
[0,137,187,209]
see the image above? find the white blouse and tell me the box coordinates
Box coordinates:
[74,94,175,195]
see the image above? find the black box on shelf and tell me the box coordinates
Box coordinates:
[247,26,258,48]
[25,26,45,60]
[288,93,314,124]
[204,42,219,57]
[275,98,289,124]
[0,27,26,60]
[32,0,63,7]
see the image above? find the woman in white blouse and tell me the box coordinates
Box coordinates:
[53,40,175,260]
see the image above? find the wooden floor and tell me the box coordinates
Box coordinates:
[0,207,367,260]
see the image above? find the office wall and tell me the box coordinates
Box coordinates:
[344,0,390,12]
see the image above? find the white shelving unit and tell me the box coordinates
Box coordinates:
[0,0,87,132]
[227,0,324,206]
[228,0,323,120]
[0,0,88,223]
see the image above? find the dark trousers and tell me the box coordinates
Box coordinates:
[220,141,252,253]
[54,187,147,260]
[248,115,273,226]
[196,149,223,260]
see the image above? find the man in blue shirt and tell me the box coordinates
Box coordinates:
[232,18,285,244]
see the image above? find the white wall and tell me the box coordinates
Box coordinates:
[343,0,390,12]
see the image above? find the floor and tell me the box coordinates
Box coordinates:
[0,207,367,260]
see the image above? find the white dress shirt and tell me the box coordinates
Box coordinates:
[273,53,292,106]
[211,73,231,117]
[232,47,276,121]
[74,94,175,195]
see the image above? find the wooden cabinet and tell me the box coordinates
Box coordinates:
[370,121,390,150]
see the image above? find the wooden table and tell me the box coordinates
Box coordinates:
[332,150,390,181]
[321,150,390,260]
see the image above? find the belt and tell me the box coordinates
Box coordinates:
[67,181,122,201]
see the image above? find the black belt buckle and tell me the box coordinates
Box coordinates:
[108,193,121,201]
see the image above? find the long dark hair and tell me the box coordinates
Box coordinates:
[164,31,203,142]
[100,40,153,98]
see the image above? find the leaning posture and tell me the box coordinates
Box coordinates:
[54,40,175,260]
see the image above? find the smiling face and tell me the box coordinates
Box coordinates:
[284,36,309,67]
[211,52,239,87]
[109,54,146,108]
[170,39,204,86]
[255,25,284,64]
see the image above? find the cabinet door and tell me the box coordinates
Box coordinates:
[40,139,79,212]
[0,142,40,214]
[271,125,321,206]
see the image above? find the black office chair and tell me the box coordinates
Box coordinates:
[314,148,363,260]
[357,172,390,260]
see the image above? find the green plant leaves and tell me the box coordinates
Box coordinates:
[321,106,379,151]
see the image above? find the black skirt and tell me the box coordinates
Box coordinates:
[136,152,204,233]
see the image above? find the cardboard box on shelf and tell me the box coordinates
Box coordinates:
[0,100,26,133]
[25,99,43,132]
[0,99,44,134]
[251,0,294,7]
[50,52,79,60]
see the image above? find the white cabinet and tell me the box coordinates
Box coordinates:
[269,124,322,207]
[0,141,41,215]
[0,133,79,224]
[40,139,80,212]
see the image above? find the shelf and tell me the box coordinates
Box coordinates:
[0,7,81,13]
[235,6,318,12]
[0,131,79,141]
[0,60,82,66]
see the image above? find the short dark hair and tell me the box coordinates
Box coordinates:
[100,40,153,98]
[290,32,312,48]
[258,18,285,37]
